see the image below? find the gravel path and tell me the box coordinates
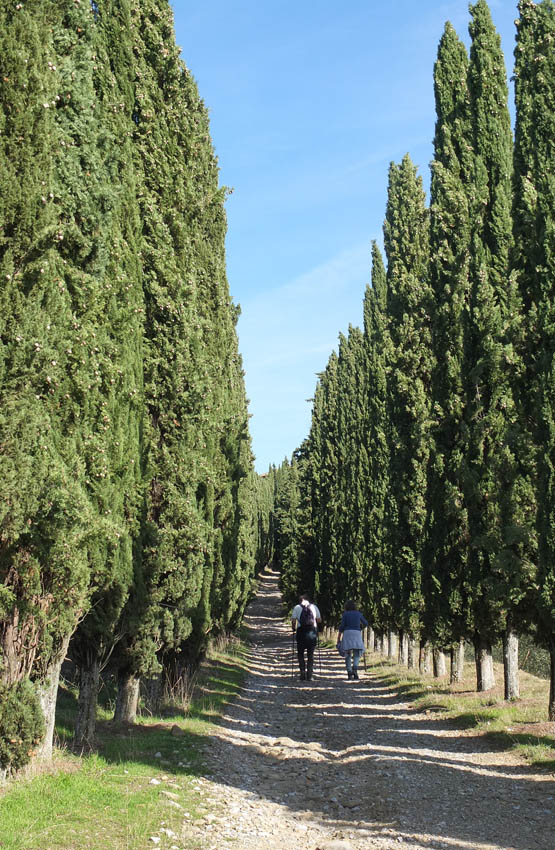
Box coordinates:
[183,568,554,850]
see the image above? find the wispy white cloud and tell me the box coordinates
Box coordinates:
[238,241,375,470]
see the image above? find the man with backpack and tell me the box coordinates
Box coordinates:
[291,594,321,681]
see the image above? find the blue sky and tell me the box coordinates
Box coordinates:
[172,1,519,472]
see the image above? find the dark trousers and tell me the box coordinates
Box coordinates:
[296,630,317,678]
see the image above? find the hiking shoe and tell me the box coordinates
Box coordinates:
[300,671,306,680]
[347,671,353,680]
[353,669,359,680]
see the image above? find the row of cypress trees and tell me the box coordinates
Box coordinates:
[264,0,555,720]
[0,0,259,772]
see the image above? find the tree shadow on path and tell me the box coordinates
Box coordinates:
[202,568,555,850]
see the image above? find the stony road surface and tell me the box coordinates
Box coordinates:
[182,568,554,850]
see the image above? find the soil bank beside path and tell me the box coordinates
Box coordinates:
[183,568,554,850]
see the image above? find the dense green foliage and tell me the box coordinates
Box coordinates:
[0,0,258,766]
[267,0,555,717]
[512,0,555,718]
[0,679,44,774]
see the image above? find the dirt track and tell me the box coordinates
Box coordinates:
[183,568,554,850]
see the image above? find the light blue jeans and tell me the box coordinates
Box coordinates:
[345,649,362,672]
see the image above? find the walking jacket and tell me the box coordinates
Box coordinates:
[339,610,368,632]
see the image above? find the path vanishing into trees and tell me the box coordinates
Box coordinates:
[181,568,554,850]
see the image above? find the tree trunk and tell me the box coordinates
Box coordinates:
[407,636,418,669]
[549,639,555,722]
[367,627,374,650]
[474,634,495,691]
[450,639,465,684]
[114,669,140,723]
[388,630,398,660]
[503,627,519,701]
[399,631,409,666]
[433,648,447,678]
[35,634,71,761]
[374,632,383,654]
[419,641,433,675]
[74,651,101,752]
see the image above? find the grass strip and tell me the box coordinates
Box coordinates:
[0,640,249,850]
[367,653,555,770]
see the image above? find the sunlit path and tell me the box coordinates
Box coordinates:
[183,568,554,850]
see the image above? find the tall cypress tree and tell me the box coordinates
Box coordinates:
[111,0,214,720]
[311,352,342,620]
[462,0,516,691]
[362,243,393,637]
[67,0,144,749]
[383,154,432,648]
[111,0,255,715]
[425,22,472,664]
[0,0,141,761]
[513,0,555,719]
[334,326,367,603]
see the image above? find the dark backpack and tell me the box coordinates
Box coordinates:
[299,604,316,630]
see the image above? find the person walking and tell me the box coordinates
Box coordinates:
[291,594,321,681]
[337,600,368,680]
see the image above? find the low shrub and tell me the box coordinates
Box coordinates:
[0,679,45,774]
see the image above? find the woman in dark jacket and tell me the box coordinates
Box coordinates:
[337,600,368,679]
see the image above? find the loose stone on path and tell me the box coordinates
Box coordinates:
[180,567,555,850]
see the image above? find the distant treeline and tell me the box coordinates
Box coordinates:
[258,0,555,719]
[0,0,268,775]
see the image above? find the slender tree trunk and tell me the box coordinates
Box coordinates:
[503,627,519,701]
[35,634,71,761]
[420,641,433,675]
[367,627,374,650]
[74,651,101,751]
[388,630,398,660]
[549,639,555,722]
[407,636,418,669]
[114,669,140,723]
[433,648,447,678]
[450,639,465,684]
[399,631,409,666]
[473,634,495,692]
[374,632,383,654]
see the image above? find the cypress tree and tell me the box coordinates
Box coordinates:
[67,0,144,750]
[513,0,555,719]
[425,22,472,667]
[362,243,394,641]
[383,154,432,651]
[0,0,142,760]
[253,468,277,574]
[312,351,343,622]
[112,0,214,719]
[334,326,367,604]
[462,0,516,691]
[112,0,256,714]
[274,458,302,602]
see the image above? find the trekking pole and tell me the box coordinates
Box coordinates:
[291,630,295,681]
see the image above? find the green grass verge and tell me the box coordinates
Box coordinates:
[368,654,555,771]
[0,640,249,850]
